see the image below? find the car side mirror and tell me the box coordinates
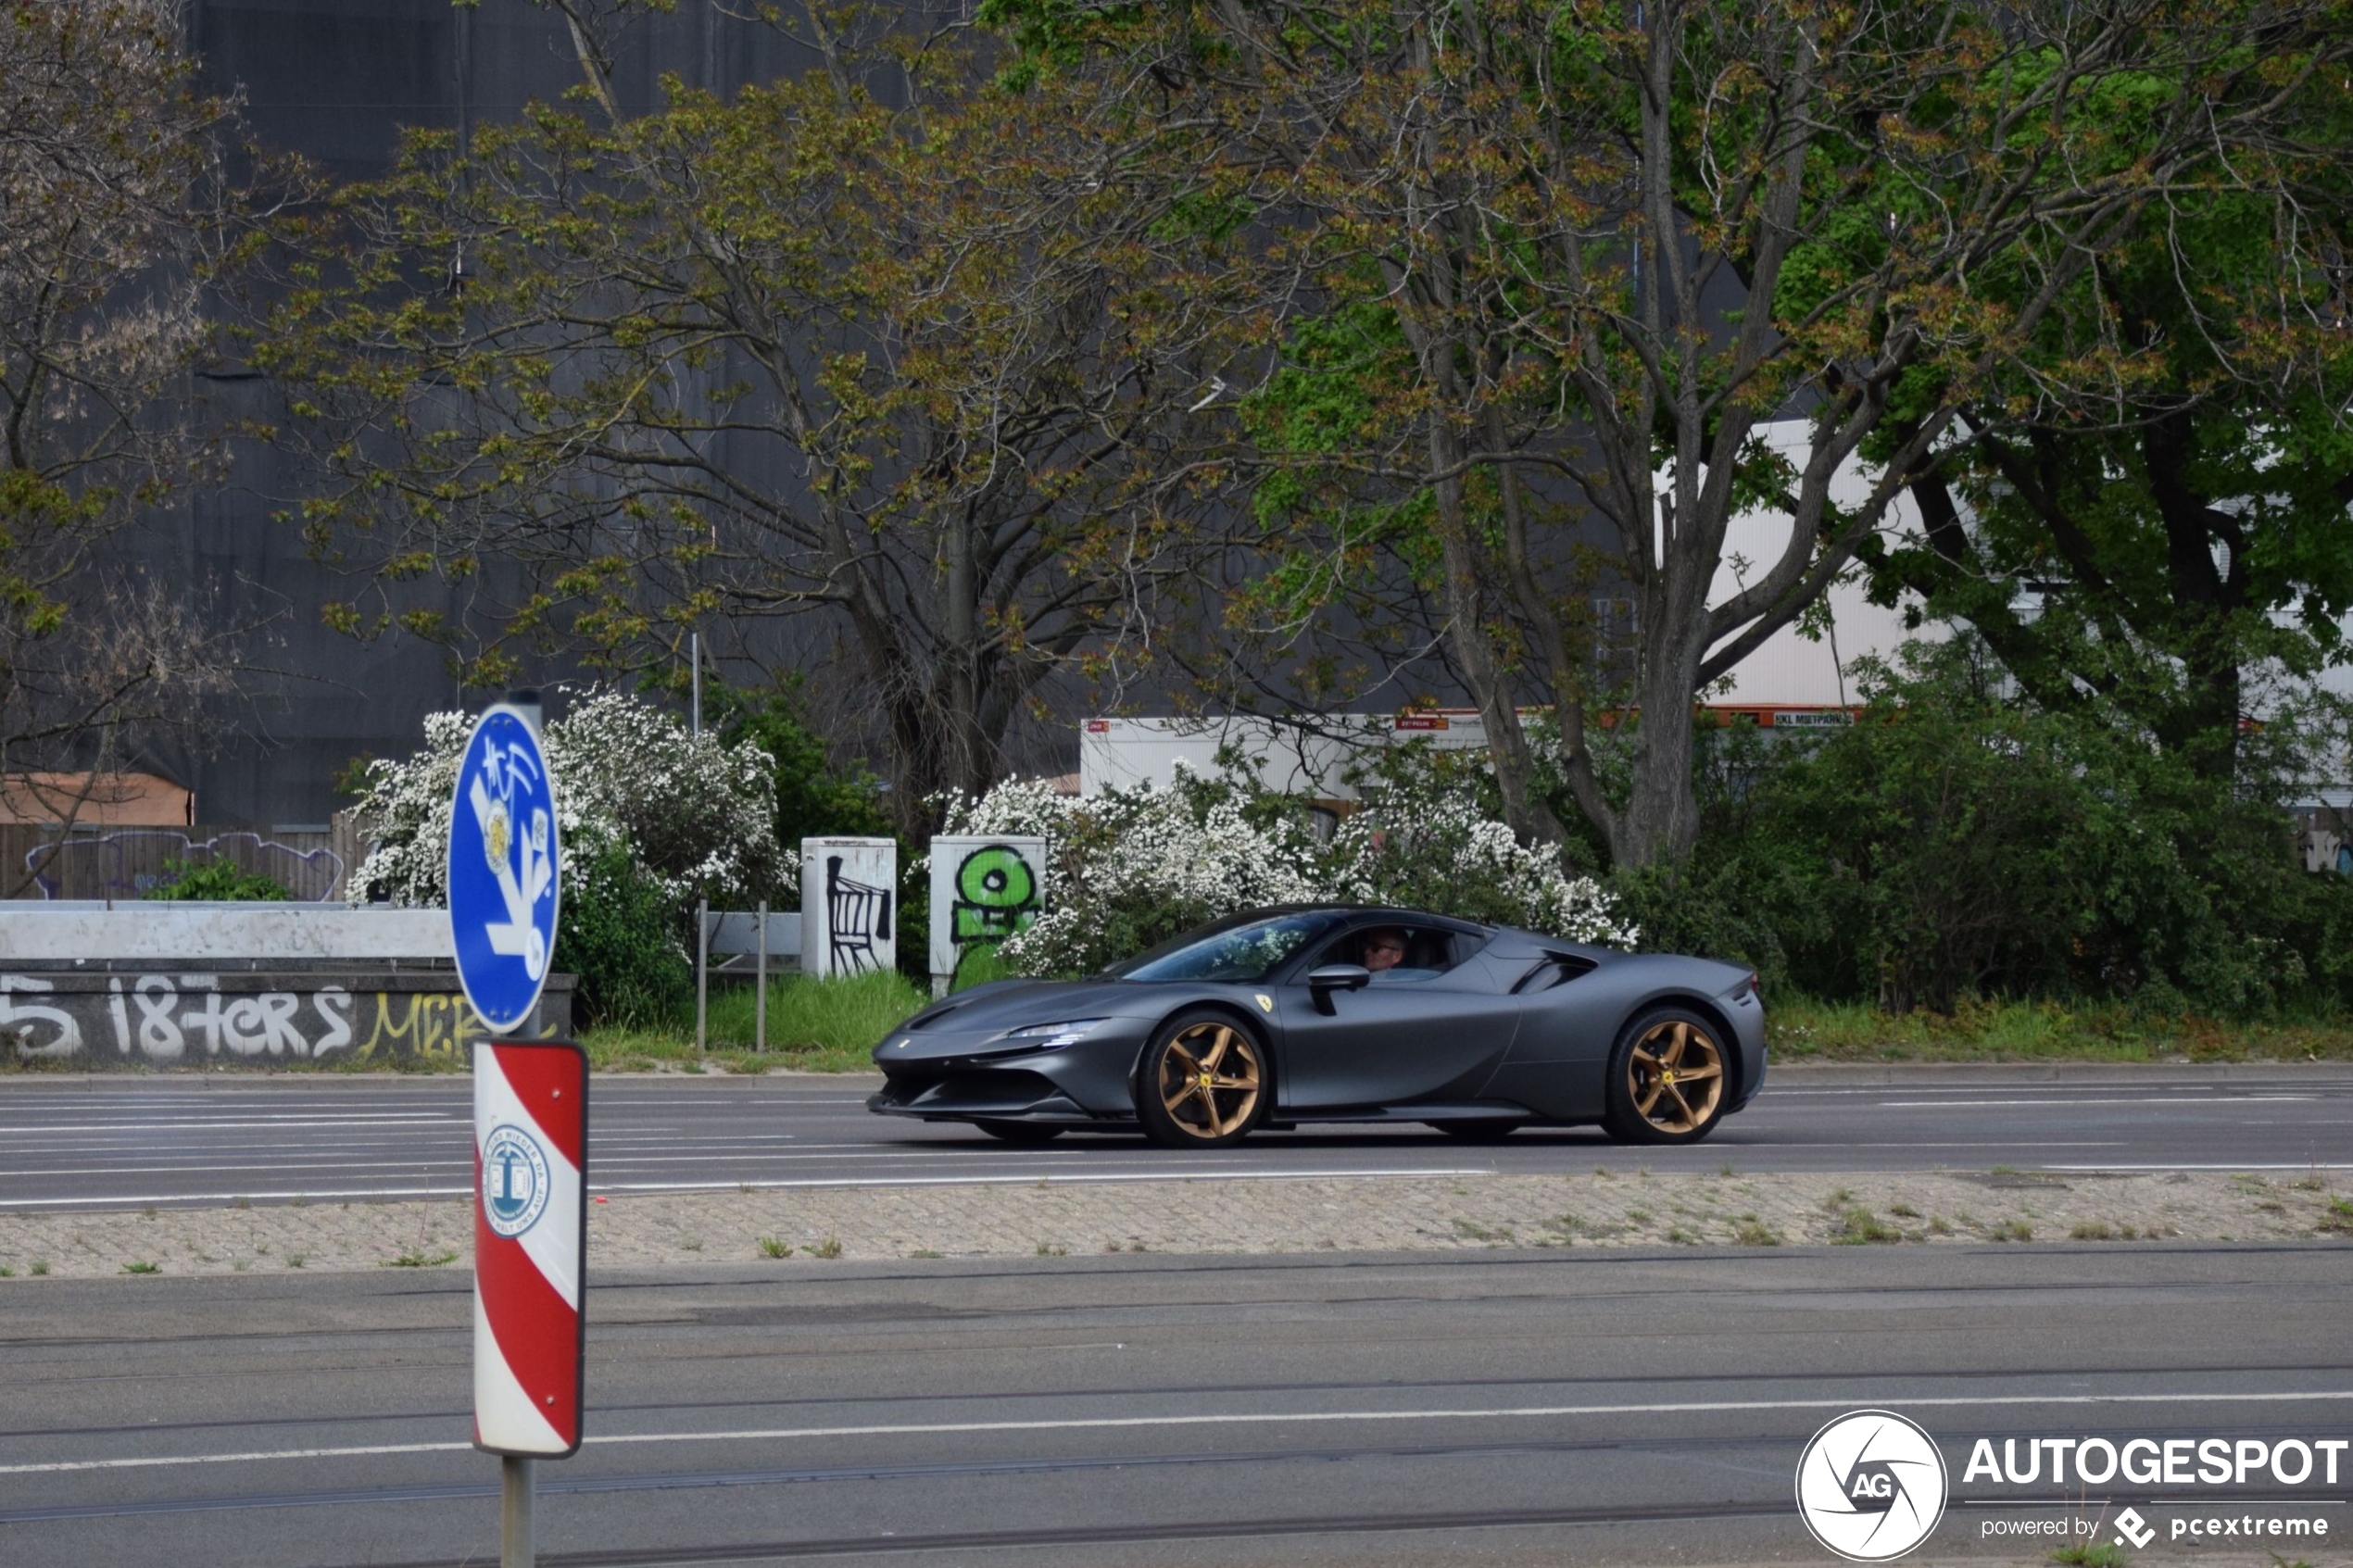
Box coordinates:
[1306,964,1371,1013]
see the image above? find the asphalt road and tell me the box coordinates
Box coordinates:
[1,1066,2348,1211]
[4,1244,2350,1565]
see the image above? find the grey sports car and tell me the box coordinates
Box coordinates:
[867,906,1765,1148]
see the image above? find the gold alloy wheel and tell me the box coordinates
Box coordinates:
[1625,1018,1726,1135]
[1155,1022,1264,1140]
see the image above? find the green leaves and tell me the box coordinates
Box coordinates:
[1631,637,2353,1017]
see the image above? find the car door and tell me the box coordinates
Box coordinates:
[1272,926,1523,1110]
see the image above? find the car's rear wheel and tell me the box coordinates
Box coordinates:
[1602,1008,1730,1145]
[1428,1119,1520,1141]
[974,1120,1063,1144]
[1136,1011,1268,1149]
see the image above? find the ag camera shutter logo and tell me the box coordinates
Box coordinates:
[1796,1410,1948,1561]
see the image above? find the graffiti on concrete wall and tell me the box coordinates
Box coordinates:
[0,972,560,1064]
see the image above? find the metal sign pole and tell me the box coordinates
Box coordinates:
[502,1455,535,1568]
[449,698,581,1568]
[695,897,709,1052]
[754,898,767,1052]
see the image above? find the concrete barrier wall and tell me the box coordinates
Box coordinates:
[0,905,450,962]
[1,967,573,1068]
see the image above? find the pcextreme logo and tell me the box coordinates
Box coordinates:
[1795,1410,1949,1562]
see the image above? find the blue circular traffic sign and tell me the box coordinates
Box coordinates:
[447,707,561,1034]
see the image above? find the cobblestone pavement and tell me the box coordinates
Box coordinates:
[3,1164,2348,1277]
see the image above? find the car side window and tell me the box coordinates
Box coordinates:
[1311,925,1461,983]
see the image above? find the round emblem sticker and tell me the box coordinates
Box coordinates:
[1795,1409,1947,1562]
[481,1123,552,1239]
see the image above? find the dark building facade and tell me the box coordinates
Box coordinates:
[118,1,830,827]
[123,1,1473,827]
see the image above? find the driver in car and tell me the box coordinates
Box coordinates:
[1360,927,1408,972]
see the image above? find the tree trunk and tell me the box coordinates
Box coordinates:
[1426,423,1568,848]
[2143,412,2246,783]
[1615,558,1705,871]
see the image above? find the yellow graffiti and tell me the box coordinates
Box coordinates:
[355,992,556,1060]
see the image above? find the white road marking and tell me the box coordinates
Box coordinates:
[0,1167,1501,1209]
[1755,1142,2127,1148]
[585,1167,1498,1194]
[1875,1096,2317,1109]
[1767,1085,2347,1098]
[0,1185,472,1209]
[7,1388,2351,1477]
[0,1116,464,1135]
[0,1133,824,1160]
[0,1154,774,1175]
[0,1163,466,1179]
[2047,1162,2353,1173]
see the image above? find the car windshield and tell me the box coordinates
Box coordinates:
[1106,911,1344,984]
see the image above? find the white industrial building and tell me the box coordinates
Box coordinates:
[1083,422,1927,800]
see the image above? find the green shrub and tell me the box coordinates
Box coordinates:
[713,679,893,850]
[1626,640,2353,1018]
[951,943,1020,991]
[554,842,692,1028]
[711,678,937,982]
[144,859,293,902]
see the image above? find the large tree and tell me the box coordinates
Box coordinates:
[1868,136,2353,780]
[1092,0,2353,868]
[0,0,259,856]
[259,15,1258,834]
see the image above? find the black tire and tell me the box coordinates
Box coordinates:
[1428,1119,1520,1141]
[1601,1006,1731,1145]
[1135,1010,1270,1149]
[974,1120,1063,1144]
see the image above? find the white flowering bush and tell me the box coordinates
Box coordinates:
[346,709,473,909]
[952,761,1634,977]
[351,690,784,909]
[1329,798,1631,946]
[349,691,784,1024]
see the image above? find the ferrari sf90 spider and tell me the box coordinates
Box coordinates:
[867,906,1764,1147]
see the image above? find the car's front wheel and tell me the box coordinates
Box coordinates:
[1601,1008,1731,1145]
[1136,1011,1268,1149]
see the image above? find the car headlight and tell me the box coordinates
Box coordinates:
[995,1018,1109,1051]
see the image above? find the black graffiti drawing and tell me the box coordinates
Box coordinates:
[825,855,892,974]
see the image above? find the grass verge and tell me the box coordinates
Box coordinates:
[1768,993,2353,1064]
[581,968,929,1073]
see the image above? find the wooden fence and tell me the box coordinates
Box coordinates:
[1,823,356,902]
